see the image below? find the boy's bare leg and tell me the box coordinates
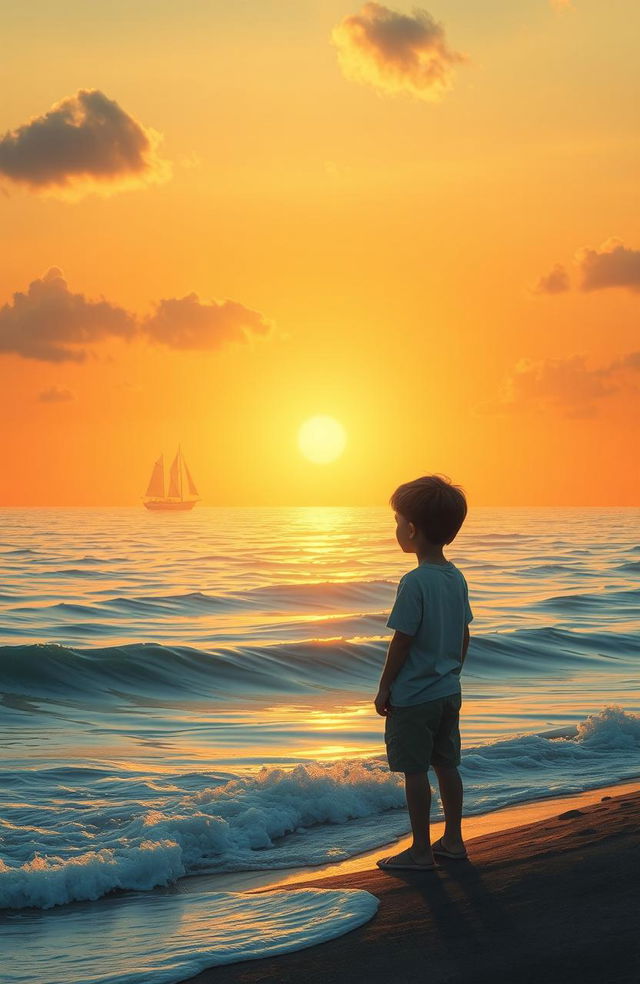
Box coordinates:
[433,763,465,852]
[377,771,436,867]
[404,771,435,862]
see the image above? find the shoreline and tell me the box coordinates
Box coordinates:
[175,775,640,897]
[180,783,640,984]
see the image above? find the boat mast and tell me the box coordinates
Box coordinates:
[178,444,183,501]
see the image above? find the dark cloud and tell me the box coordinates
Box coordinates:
[143,293,273,350]
[608,350,640,371]
[477,352,639,419]
[0,268,136,362]
[37,384,75,403]
[534,239,640,295]
[0,89,170,198]
[577,239,640,292]
[331,3,465,101]
[533,264,570,295]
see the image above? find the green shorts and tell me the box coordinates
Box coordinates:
[384,692,462,773]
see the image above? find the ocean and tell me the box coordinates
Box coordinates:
[1,506,639,983]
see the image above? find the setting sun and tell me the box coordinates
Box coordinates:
[298,416,347,465]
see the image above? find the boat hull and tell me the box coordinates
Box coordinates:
[143,500,198,511]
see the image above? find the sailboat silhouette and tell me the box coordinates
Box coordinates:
[143,446,200,510]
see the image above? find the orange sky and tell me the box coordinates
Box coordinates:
[0,0,638,506]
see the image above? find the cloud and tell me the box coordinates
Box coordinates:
[331,3,465,101]
[0,89,170,199]
[534,239,640,295]
[608,350,640,371]
[533,264,570,295]
[0,268,136,362]
[0,271,274,362]
[477,352,640,418]
[143,294,273,350]
[576,239,640,293]
[37,384,75,403]
[550,0,574,10]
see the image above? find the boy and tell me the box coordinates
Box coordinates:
[375,474,473,871]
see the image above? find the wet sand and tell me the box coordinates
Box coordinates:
[181,786,640,984]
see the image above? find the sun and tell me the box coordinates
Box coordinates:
[298,416,347,464]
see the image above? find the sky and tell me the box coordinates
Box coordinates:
[0,0,638,506]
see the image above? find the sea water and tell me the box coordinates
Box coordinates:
[1,506,639,982]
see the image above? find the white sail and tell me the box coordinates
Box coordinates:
[167,451,181,498]
[145,456,164,498]
[183,460,199,497]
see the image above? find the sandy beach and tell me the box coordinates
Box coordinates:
[181,785,640,984]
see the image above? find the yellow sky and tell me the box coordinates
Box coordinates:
[0,0,638,505]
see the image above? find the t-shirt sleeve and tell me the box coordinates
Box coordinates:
[463,576,474,624]
[386,574,423,636]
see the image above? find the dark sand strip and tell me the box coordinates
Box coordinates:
[181,789,640,984]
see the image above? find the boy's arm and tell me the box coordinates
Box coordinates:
[461,624,470,665]
[374,630,413,716]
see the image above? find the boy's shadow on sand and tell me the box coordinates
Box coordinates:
[381,857,520,954]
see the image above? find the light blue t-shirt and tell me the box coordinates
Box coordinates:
[386,561,473,706]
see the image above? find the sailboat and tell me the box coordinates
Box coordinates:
[143,446,200,510]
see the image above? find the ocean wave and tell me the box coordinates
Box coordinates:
[1,707,638,910]
[517,563,602,577]
[47,569,115,578]
[616,561,640,574]
[68,554,116,564]
[101,579,398,614]
[532,588,640,615]
[0,625,636,706]
[2,579,398,622]
[467,626,636,676]
[0,639,383,702]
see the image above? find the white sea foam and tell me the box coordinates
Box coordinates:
[458,705,640,811]
[3,888,379,984]
[0,759,405,909]
[576,704,640,748]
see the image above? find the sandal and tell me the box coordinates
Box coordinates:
[432,836,468,860]
[377,847,439,871]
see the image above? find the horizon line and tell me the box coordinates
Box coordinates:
[0,503,638,510]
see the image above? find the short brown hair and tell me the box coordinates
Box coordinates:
[390,474,468,546]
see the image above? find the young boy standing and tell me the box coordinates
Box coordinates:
[375,475,473,871]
